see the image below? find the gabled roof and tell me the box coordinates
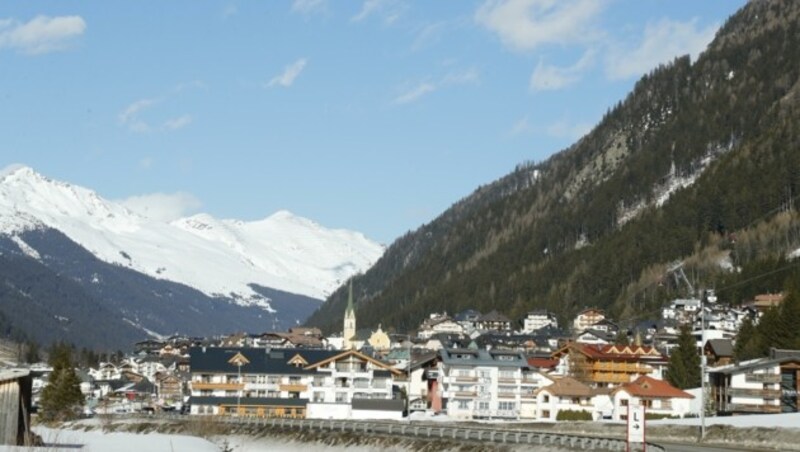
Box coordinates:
[303,349,403,375]
[439,348,528,368]
[552,342,667,363]
[538,376,593,397]
[527,357,558,369]
[190,347,339,375]
[612,376,694,399]
[705,339,733,358]
[477,310,512,323]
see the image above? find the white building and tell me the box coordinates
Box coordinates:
[610,375,694,421]
[522,310,558,333]
[433,348,551,420]
[188,347,403,419]
[535,376,596,421]
[572,308,605,332]
[709,349,800,415]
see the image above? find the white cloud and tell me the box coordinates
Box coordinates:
[509,115,532,136]
[443,68,480,85]
[0,15,86,55]
[119,98,159,133]
[352,0,384,22]
[120,192,202,222]
[393,83,435,105]
[163,115,193,130]
[392,68,479,105]
[175,80,207,92]
[605,18,718,80]
[351,0,404,24]
[292,0,327,15]
[138,157,154,170]
[222,4,238,18]
[267,58,308,88]
[475,0,603,52]
[546,119,593,140]
[530,49,594,91]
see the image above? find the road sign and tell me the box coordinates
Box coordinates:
[627,403,646,448]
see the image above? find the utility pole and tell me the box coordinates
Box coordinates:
[700,289,707,441]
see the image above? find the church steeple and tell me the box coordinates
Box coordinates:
[343,279,357,350]
[346,279,355,316]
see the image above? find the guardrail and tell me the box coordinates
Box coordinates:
[114,413,666,451]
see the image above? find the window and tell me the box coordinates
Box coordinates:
[335,392,347,403]
[498,401,516,411]
[313,391,325,402]
[542,410,550,418]
[457,400,469,410]
[499,370,516,379]
[543,395,550,403]
[621,399,629,406]
[478,401,489,411]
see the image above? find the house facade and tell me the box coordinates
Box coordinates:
[610,376,693,421]
[572,308,605,332]
[188,347,402,419]
[709,349,800,415]
[522,310,558,333]
[551,343,668,387]
[433,348,552,420]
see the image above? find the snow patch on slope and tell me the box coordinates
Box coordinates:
[10,235,41,260]
[0,165,384,307]
[617,140,735,227]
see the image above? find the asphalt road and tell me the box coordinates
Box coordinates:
[660,441,772,452]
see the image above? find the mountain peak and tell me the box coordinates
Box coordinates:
[0,167,384,303]
[0,164,38,182]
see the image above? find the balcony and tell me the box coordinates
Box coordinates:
[191,382,244,391]
[591,362,653,373]
[744,373,781,384]
[452,391,478,398]
[279,384,308,392]
[498,377,517,384]
[727,403,782,414]
[592,372,634,384]
[497,392,517,399]
[723,387,782,398]
[451,375,478,383]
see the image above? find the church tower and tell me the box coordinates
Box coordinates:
[343,280,356,350]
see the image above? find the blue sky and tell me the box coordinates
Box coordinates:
[0,0,745,243]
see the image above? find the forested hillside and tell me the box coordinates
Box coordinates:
[307,0,800,333]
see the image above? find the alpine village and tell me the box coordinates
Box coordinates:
[3,0,800,451]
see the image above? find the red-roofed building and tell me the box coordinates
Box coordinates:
[610,376,694,420]
[527,357,559,372]
[551,343,668,387]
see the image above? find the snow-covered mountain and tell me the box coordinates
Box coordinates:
[0,165,384,310]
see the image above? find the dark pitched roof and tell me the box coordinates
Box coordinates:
[189,347,339,375]
[706,339,733,357]
[477,310,512,323]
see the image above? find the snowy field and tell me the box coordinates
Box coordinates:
[0,426,219,452]
[651,412,800,428]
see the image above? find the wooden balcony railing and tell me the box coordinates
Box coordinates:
[191,382,244,391]
[279,384,308,392]
[744,373,781,383]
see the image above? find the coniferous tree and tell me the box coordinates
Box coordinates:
[666,324,701,389]
[40,343,84,422]
[734,315,762,361]
[24,341,40,364]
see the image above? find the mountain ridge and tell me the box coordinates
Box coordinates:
[0,165,384,304]
[307,0,800,334]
